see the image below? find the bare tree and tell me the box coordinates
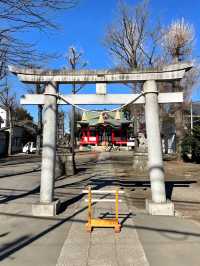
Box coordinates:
[66,46,87,174]
[0,1,76,30]
[0,0,77,79]
[161,18,194,63]
[104,0,162,137]
[0,83,17,155]
[0,0,77,155]
[105,4,198,157]
[161,18,197,158]
[104,0,161,71]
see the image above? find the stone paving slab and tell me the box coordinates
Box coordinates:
[56,188,149,266]
[134,214,200,266]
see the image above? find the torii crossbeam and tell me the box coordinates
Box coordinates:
[20,92,183,105]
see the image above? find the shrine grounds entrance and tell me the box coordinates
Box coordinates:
[9,62,192,216]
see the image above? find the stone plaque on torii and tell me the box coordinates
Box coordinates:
[9,62,192,217]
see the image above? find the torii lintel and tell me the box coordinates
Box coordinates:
[8,62,193,84]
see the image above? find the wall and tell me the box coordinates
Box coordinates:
[0,108,7,128]
[11,127,25,153]
[0,131,8,156]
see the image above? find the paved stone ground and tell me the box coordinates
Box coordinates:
[133,214,200,266]
[0,151,200,265]
[56,152,149,266]
[56,194,149,266]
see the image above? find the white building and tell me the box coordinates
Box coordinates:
[0,107,7,128]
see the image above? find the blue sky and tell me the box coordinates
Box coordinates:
[9,0,200,124]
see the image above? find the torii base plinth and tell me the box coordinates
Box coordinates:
[146,199,174,216]
[32,200,60,217]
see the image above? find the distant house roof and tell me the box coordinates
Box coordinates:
[0,121,37,135]
[77,111,132,128]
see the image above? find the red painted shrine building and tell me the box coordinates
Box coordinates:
[77,111,133,146]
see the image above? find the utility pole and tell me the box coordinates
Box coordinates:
[70,82,76,174]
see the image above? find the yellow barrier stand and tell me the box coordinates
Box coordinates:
[84,186,122,233]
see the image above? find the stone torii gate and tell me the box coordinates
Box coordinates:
[9,63,192,216]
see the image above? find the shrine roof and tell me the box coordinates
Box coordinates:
[77,111,132,127]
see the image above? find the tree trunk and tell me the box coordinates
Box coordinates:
[171,57,185,159]
[175,104,184,160]
[36,104,43,155]
[173,78,184,160]
[8,107,13,156]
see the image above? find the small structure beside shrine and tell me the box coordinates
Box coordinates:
[78,110,133,148]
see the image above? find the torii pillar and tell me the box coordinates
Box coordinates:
[33,82,59,216]
[144,80,173,215]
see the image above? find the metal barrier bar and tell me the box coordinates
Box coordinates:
[82,189,124,194]
[85,199,122,202]
[88,187,92,223]
[116,188,119,222]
